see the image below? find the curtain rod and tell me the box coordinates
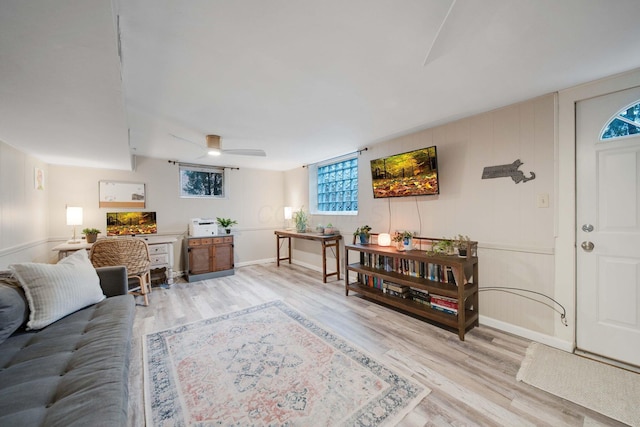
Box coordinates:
[167,160,240,170]
[302,147,368,168]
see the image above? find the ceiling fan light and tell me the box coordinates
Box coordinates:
[206,134,222,155]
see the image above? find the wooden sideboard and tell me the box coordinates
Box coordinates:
[184,235,234,282]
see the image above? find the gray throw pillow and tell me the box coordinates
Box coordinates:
[0,275,29,344]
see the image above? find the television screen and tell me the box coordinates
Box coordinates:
[370,146,439,198]
[107,212,157,236]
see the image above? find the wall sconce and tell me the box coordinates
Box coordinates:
[66,206,83,244]
[378,233,391,246]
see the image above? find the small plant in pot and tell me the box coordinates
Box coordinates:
[433,238,455,255]
[216,217,238,234]
[393,231,415,250]
[82,228,101,243]
[293,207,308,233]
[454,234,471,257]
[323,223,336,235]
[353,225,372,244]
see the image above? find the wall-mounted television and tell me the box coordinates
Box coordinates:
[106,212,157,236]
[370,146,439,198]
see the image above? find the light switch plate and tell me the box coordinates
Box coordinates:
[537,193,549,208]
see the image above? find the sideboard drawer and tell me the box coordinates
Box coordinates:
[149,243,169,255]
[150,253,169,267]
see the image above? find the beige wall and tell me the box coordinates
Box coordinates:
[284,94,560,342]
[44,156,284,272]
[0,141,51,268]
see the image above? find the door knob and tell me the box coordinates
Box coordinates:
[581,241,594,252]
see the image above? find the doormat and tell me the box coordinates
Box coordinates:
[144,300,429,426]
[517,342,640,426]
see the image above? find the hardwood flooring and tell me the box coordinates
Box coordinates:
[127,263,625,427]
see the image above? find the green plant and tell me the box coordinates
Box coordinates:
[453,234,470,249]
[353,225,372,237]
[392,230,415,242]
[433,238,454,254]
[216,217,238,229]
[293,207,308,232]
[82,228,101,235]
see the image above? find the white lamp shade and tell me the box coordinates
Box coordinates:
[378,233,391,246]
[284,206,293,220]
[66,206,83,226]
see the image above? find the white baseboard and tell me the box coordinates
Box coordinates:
[479,315,574,352]
[235,258,276,268]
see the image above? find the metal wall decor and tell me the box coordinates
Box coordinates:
[481,159,535,184]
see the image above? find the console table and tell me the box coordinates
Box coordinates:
[274,230,342,283]
[52,235,177,285]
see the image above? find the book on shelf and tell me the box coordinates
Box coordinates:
[430,304,458,315]
[359,252,464,286]
[383,282,409,294]
[409,288,431,306]
[386,289,408,298]
[430,294,458,314]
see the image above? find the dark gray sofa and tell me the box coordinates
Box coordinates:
[0,266,135,427]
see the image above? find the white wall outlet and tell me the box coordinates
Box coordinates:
[537,193,549,208]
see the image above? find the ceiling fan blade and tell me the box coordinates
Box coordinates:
[222,149,267,157]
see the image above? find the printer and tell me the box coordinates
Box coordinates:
[188,218,218,237]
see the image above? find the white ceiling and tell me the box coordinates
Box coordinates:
[2,0,640,171]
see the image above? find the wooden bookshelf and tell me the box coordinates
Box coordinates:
[344,238,479,340]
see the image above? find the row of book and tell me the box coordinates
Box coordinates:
[380,282,459,315]
[359,252,460,285]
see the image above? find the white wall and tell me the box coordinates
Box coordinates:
[284,94,560,340]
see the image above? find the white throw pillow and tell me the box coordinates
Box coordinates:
[9,249,106,330]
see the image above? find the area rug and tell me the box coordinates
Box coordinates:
[143,300,429,426]
[517,342,640,426]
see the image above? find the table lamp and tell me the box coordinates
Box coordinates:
[378,233,392,246]
[66,206,83,244]
[284,206,293,229]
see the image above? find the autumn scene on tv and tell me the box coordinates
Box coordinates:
[107,212,157,235]
[370,147,439,198]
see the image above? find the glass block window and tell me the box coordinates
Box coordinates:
[317,158,358,212]
[601,100,640,140]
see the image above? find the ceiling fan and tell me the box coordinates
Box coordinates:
[170,133,266,157]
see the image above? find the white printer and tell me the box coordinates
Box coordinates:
[188,218,218,237]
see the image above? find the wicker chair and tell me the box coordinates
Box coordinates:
[89,237,152,306]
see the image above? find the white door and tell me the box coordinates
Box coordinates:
[576,86,640,367]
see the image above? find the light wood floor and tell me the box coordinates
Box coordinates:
[127,263,625,427]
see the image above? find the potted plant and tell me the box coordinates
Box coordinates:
[323,223,336,235]
[293,207,308,233]
[82,228,101,243]
[216,217,238,234]
[433,238,454,255]
[454,234,471,257]
[353,225,372,244]
[392,231,415,250]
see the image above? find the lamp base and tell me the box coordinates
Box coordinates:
[67,239,82,244]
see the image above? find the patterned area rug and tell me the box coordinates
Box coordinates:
[144,300,429,426]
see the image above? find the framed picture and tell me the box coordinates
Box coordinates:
[99,181,146,208]
[34,167,45,190]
